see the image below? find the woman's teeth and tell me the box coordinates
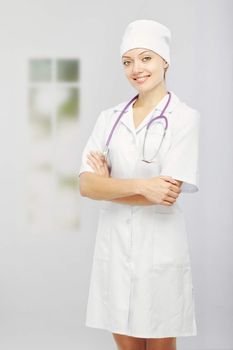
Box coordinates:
[134,75,150,83]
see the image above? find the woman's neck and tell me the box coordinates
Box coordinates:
[133,82,168,110]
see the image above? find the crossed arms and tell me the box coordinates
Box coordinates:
[79,150,182,206]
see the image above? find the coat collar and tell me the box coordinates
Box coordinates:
[112,90,181,134]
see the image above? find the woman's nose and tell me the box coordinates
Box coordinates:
[131,61,143,74]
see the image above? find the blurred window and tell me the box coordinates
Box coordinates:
[27,58,80,233]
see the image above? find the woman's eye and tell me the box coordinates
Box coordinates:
[142,56,151,62]
[123,57,151,66]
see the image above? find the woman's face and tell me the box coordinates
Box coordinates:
[121,48,168,93]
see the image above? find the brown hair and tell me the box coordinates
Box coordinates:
[163,63,169,80]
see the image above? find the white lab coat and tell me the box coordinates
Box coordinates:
[78,90,200,338]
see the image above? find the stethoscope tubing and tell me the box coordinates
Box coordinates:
[103,91,171,162]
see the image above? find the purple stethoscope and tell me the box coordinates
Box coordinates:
[103,91,171,164]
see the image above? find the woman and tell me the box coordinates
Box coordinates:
[78,19,200,350]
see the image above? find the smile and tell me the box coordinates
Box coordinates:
[133,75,150,83]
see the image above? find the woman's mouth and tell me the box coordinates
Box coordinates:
[133,75,151,84]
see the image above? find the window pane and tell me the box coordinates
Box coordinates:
[29,87,52,137]
[29,59,52,82]
[56,87,79,121]
[56,59,79,82]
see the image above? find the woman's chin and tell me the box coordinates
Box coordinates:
[134,85,152,93]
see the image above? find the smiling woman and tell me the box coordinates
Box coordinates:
[78,19,200,350]
[122,49,169,82]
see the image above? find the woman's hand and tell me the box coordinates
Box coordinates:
[86,150,110,177]
[139,175,181,206]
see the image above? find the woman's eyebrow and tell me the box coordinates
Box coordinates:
[138,50,152,56]
[122,50,152,59]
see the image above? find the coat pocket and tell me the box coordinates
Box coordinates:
[149,264,196,334]
[152,209,190,266]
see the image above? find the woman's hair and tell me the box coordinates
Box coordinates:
[164,66,168,81]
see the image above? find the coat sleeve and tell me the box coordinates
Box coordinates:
[78,110,107,176]
[159,110,201,193]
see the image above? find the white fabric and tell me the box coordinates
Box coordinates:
[78,91,200,338]
[120,19,171,65]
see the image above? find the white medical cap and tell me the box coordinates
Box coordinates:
[120,19,171,66]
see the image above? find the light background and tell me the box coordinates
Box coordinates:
[0,0,232,349]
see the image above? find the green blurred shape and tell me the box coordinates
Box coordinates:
[29,87,51,134]
[58,174,77,189]
[56,59,79,82]
[29,59,52,82]
[57,88,79,121]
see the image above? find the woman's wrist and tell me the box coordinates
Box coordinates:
[134,179,147,196]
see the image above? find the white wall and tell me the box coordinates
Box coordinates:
[0,0,232,349]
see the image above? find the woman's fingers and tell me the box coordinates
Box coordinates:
[167,189,180,199]
[87,154,101,169]
[159,175,178,185]
[162,183,181,203]
[87,156,98,172]
[161,200,173,206]
[87,151,109,177]
[90,150,105,162]
[144,176,181,205]
[160,184,180,204]
[163,182,181,194]
[163,188,180,204]
[88,151,103,163]
[164,196,177,204]
[156,181,180,204]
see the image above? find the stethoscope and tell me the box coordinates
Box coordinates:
[103,91,171,164]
